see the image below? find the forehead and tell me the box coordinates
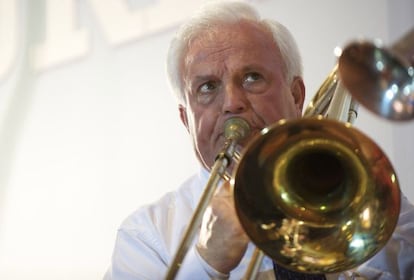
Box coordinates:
[183,21,281,73]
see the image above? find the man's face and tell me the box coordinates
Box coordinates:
[179,21,305,170]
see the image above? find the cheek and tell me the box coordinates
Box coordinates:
[251,91,299,123]
[188,107,218,144]
[196,113,218,142]
[189,108,222,168]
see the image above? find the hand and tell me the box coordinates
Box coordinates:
[196,181,249,274]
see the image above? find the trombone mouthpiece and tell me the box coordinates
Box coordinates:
[224,117,251,141]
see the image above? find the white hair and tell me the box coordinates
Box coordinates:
[166,0,303,104]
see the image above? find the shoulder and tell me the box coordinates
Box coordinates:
[115,169,208,257]
[356,193,414,278]
[397,194,414,227]
[119,168,208,235]
[391,193,414,244]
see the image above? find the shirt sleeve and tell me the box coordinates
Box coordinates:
[105,179,221,280]
[105,227,227,280]
[105,227,168,280]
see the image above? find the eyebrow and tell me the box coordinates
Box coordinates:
[242,64,269,73]
[185,62,272,89]
[185,74,216,93]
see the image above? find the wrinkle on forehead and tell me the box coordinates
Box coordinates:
[185,32,236,66]
[183,21,277,70]
[187,47,234,69]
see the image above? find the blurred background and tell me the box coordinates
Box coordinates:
[0,0,413,279]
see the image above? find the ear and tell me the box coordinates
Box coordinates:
[179,105,190,133]
[290,76,306,114]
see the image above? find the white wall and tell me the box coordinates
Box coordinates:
[0,0,412,279]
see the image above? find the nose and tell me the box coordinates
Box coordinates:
[222,86,248,114]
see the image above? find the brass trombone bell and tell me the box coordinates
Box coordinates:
[338,28,414,121]
[233,117,400,273]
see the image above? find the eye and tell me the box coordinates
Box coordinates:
[243,72,267,93]
[196,80,219,104]
[199,81,218,93]
[244,72,263,83]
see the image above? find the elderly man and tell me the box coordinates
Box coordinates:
[105,1,414,279]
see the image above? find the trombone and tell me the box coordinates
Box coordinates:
[165,27,414,279]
